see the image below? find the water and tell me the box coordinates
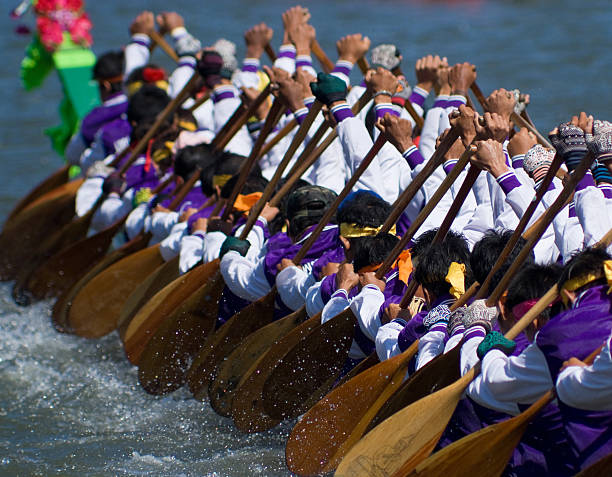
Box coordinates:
[1,0,611,475]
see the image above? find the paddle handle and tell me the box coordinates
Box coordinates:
[449,282,479,311]
[291,134,387,265]
[405,101,425,130]
[114,73,199,173]
[260,118,298,159]
[264,43,277,62]
[356,56,369,75]
[167,169,201,211]
[149,30,180,62]
[376,145,471,280]
[486,151,595,305]
[380,127,460,234]
[239,101,324,239]
[474,151,565,300]
[511,112,554,150]
[311,40,334,73]
[221,98,285,221]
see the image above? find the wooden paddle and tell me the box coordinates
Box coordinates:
[66,170,199,338]
[200,90,375,411]
[262,144,473,421]
[575,452,612,477]
[191,132,387,410]
[405,346,605,477]
[311,39,334,74]
[136,98,298,394]
[285,156,483,475]
[335,154,601,477]
[149,30,180,62]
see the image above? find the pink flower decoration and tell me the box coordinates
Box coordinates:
[37,15,63,51]
[70,13,92,47]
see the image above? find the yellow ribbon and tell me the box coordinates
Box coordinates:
[127,79,169,97]
[340,223,397,238]
[213,174,233,188]
[560,260,612,305]
[178,120,197,132]
[233,192,263,213]
[445,262,466,299]
[152,141,175,164]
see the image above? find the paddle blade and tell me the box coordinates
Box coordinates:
[117,256,180,341]
[5,165,70,223]
[208,307,305,416]
[335,367,477,477]
[576,452,612,477]
[286,344,418,476]
[123,261,221,365]
[262,308,356,421]
[231,313,321,434]
[68,243,163,338]
[51,233,151,334]
[186,290,277,400]
[137,271,225,395]
[368,343,462,432]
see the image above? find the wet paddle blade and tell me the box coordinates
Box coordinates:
[123,261,220,365]
[186,290,277,400]
[262,307,356,421]
[575,452,612,477]
[231,313,321,434]
[286,343,418,476]
[117,256,180,341]
[335,367,477,477]
[137,273,224,395]
[68,243,163,338]
[208,307,306,415]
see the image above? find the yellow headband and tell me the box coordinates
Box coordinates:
[340,222,397,238]
[213,174,232,188]
[152,141,175,164]
[560,260,612,305]
[445,262,466,299]
[179,120,197,132]
[127,79,169,97]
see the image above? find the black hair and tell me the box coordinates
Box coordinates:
[337,190,391,228]
[558,246,612,291]
[353,233,400,272]
[93,51,124,94]
[470,229,535,292]
[505,263,563,322]
[414,230,471,299]
[220,173,268,199]
[200,152,260,197]
[126,84,170,126]
[174,144,217,182]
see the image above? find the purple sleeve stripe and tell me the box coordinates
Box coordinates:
[409,92,426,108]
[511,154,525,169]
[450,324,465,338]
[242,61,259,73]
[403,145,425,170]
[296,55,313,68]
[364,284,381,292]
[392,318,408,327]
[374,103,400,120]
[303,96,315,107]
[568,202,576,218]
[413,86,429,99]
[294,107,308,125]
[130,39,150,48]
[331,103,354,123]
[599,184,612,199]
[213,91,236,103]
[576,170,595,192]
[278,45,296,59]
[332,289,349,300]
[433,96,449,109]
[464,325,487,341]
[446,95,467,109]
[178,60,196,69]
[254,218,268,230]
[358,79,367,88]
[430,323,449,334]
[332,62,352,77]
[496,170,522,195]
[443,159,458,175]
[193,230,206,239]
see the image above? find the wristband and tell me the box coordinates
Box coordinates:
[373,90,394,99]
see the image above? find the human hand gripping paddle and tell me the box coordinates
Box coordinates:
[135,93,323,395]
[334,147,597,477]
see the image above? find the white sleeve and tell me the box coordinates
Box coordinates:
[375,321,405,361]
[305,137,346,194]
[168,57,196,100]
[276,265,317,311]
[90,192,132,232]
[159,222,188,262]
[179,232,204,274]
[273,44,296,75]
[418,100,446,161]
[212,86,253,156]
[219,253,272,302]
[124,34,151,80]
[150,211,180,243]
[305,279,326,317]
[349,284,385,341]
[202,231,227,263]
[468,342,553,415]
[75,177,104,217]
[575,182,612,247]
[125,203,148,240]
[556,335,612,411]
[321,289,351,324]
[335,117,390,202]
[416,330,447,370]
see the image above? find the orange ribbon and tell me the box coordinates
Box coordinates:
[233,192,263,213]
[357,249,413,284]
